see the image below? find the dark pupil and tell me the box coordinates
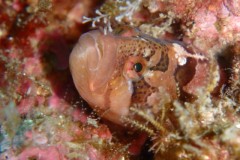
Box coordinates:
[134,62,143,72]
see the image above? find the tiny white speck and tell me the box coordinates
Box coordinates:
[178,57,187,66]
[26,87,32,95]
[236,123,240,129]
[143,48,151,57]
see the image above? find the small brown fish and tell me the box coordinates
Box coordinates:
[69,30,198,125]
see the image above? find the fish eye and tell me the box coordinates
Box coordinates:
[133,62,143,72]
[123,56,147,81]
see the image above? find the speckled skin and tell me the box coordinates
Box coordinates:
[116,38,178,104]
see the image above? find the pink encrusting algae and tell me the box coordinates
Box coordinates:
[0,0,240,160]
[0,0,129,160]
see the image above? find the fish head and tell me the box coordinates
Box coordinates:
[70,30,179,125]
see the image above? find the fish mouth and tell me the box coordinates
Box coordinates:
[70,30,132,125]
[70,30,117,102]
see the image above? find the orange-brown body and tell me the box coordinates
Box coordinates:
[70,30,195,125]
